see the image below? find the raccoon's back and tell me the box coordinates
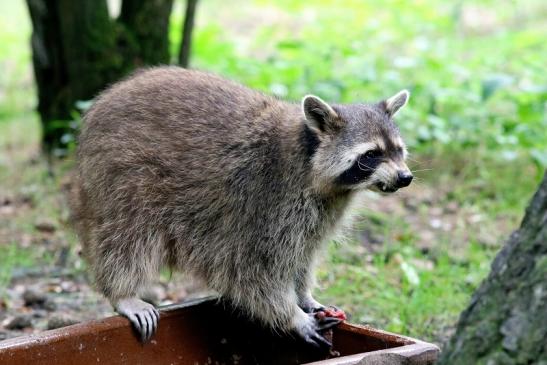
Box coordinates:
[76,67,299,229]
[79,67,280,157]
[82,68,275,174]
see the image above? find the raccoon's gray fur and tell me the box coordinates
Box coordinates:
[71,66,412,347]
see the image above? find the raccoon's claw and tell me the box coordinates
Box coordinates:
[116,298,160,342]
[135,307,159,342]
[315,316,342,331]
[303,330,333,349]
[296,312,342,350]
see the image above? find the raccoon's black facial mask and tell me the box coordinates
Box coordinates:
[336,150,383,185]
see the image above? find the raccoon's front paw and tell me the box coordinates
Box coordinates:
[293,311,342,350]
[116,298,160,342]
[300,299,347,321]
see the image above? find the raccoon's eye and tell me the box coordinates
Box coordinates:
[364,150,382,159]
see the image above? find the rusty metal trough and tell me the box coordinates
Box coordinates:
[0,297,439,364]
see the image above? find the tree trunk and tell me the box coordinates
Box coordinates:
[439,171,547,364]
[119,0,174,66]
[178,0,199,67]
[26,0,173,155]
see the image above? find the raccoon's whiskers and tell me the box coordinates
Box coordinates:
[410,168,433,173]
[405,156,422,164]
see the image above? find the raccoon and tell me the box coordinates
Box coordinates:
[71,66,412,348]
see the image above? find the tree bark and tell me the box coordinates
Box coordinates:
[26,0,173,154]
[178,0,198,67]
[439,171,547,364]
[119,0,174,66]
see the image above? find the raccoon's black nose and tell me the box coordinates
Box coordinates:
[396,171,413,187]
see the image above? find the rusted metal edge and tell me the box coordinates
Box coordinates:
[0,296,440,365]
[0,296,214,351]
[336,322,413,346]
[303,322,440,365]
[304,342,440,365]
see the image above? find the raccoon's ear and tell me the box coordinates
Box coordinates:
[384,90,410,117]
[302,95,341,132]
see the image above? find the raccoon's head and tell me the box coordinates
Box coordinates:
[301,90,412,194]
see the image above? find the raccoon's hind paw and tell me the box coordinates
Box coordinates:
[116,298,160,342]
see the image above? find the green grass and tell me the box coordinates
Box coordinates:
[0,244,38,295]
[315,210,498,341]
[0,0,75,288]
[1,0,546,345]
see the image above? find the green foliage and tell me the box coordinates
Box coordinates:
[0,2,33,123]
[183,0,546,169]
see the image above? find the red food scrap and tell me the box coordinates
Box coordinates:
[315,307,347,321]
[324,308,347,320]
